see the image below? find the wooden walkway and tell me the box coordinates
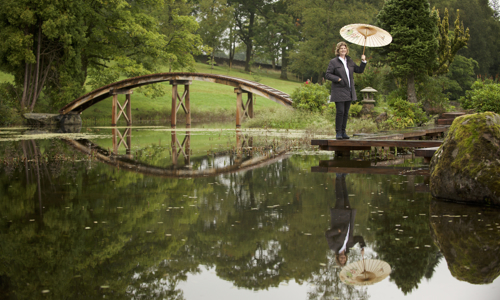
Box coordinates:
[312,139,443,151]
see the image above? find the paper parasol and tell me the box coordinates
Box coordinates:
[340,24,392,55]
[340,258,391,286]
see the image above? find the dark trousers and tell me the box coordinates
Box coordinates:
[335,174,350,209]
[335,101,351,133]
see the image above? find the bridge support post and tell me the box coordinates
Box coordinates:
[170,80,191,128]
[112,127,132,158]
[234,88,254,128]
[111,89,133,126]
[171,130,191,167]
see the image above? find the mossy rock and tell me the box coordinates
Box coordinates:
[430,112,500,205]
[430,200,500,284]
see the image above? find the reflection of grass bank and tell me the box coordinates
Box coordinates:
[245,106,378,134]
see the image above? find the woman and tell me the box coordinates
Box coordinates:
[325,42,367,139]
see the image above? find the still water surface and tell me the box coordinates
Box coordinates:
[1,126,499,299]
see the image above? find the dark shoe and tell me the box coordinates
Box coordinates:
[336,132,343,140]
[342,131,350,139]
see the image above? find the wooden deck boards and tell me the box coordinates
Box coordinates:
[312,139,443,148]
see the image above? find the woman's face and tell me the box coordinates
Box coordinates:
[339,45,348,56]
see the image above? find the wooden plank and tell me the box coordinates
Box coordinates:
[437,118,454,125]
[424,126,448,134]
[311,140,329,146]
[311,139,443,148]
[364,134,405,140]
[441,112,465,119]
[319,145,371,151]
[311,166,429,175]
[402,130,426,138]
[414,147,439,158]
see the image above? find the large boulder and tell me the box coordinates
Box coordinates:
[430,112,500,205]
[430,200,500,284]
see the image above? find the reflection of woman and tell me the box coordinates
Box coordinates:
[325,42,367,140]
[325,174,366,266]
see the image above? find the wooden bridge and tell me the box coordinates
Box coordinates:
[58,73,293,127]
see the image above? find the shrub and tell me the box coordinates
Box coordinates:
[291,83,329,112]
[384,97,428,129]
[349,102,362,117]
[460,79,500,114]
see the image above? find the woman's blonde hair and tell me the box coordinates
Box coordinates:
[334,41,349,56]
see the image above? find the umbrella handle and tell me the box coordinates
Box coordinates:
[363,29,367,56]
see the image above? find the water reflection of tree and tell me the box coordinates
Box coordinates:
[307,252,368,300]
[367,176,442,295]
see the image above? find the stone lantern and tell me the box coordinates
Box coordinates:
[360,86,377,113]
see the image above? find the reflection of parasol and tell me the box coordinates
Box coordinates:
[340,24,392,55]
[340,257,391,286]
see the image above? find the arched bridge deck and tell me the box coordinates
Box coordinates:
[59,73,294,127]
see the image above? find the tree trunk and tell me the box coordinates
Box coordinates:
[211,51,215,69]
[280,46,288,80]
[244,39,252,72]
[407,72,417,103]
[244,12,255,72]
[31,24,42,112]
[21,63,29,110]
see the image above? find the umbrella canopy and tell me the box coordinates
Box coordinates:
[340,24,392,54]
[340,258,391,286]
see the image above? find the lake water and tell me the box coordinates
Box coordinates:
[1,126,499,299]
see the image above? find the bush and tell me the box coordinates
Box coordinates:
[460,79,500,114]
[349,102,362,117]
[385,97,428,129]
[291,83,329,112]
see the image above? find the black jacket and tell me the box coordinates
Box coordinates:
[325,56,366,102]
[325,208,366,253]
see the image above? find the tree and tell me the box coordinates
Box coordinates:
[434,8,470,75]
[254,0,300,80]
[377,0,439,103]
[227,0,265,72]
[196,0,234,69]
[0,0,202,112]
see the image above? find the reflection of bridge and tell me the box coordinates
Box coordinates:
[59,73,293,127]
[66,128,289,178]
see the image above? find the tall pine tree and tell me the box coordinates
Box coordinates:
[377,0,439,103]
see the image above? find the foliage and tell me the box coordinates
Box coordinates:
[349,102,363,117]
[0,82,22,125]
[460,78,500,113]
[417,75,453,114]
[445,54,478,100]
[290,83,329,112]
[433,8,470,75]
[385,97,429,129]
[377,0,439,103]
[430,0,500,76]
